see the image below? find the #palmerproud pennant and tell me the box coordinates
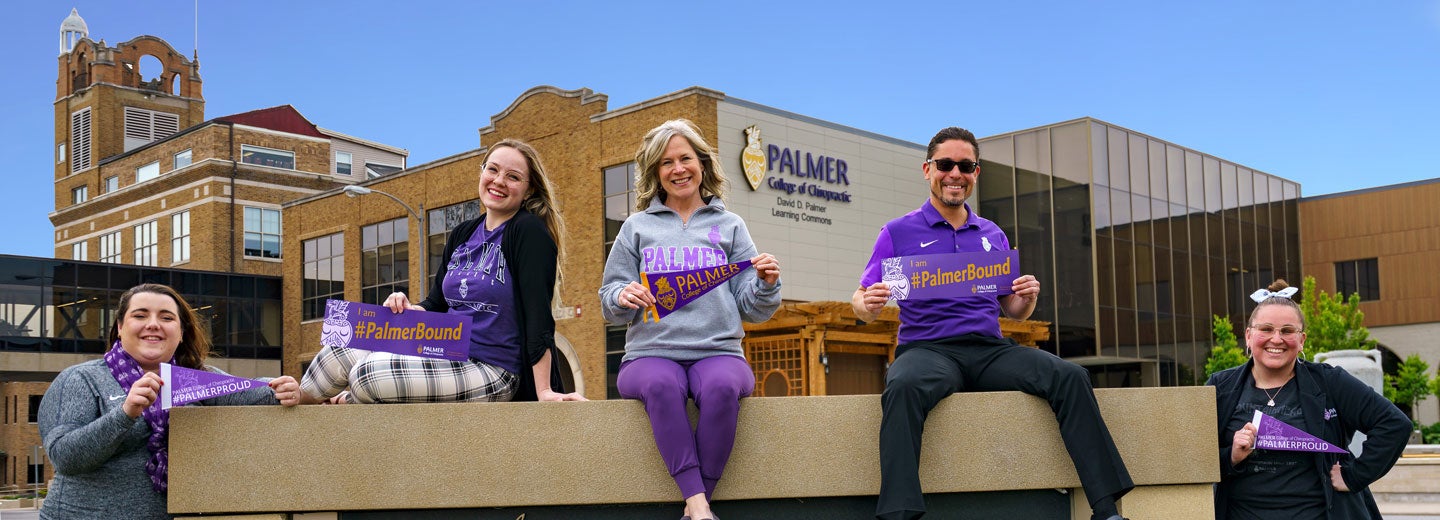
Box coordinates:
[160,363,269,410]
[1250,410,1350,454]
[640,260,754,322]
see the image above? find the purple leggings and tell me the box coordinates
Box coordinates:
[617,355,754,500]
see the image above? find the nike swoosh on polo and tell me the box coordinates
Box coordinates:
[920,240,938,248]
[109,394,126,401]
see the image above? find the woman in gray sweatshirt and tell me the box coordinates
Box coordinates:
[38,283,300,519]
[601,119,782,520]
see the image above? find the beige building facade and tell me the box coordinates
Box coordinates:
[1300,178,1440,424]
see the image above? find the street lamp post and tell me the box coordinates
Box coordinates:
[343,185,428,300]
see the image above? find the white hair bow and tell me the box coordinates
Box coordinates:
[1250,287,1298,303]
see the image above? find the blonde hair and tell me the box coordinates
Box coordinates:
[633,119,727,210]
[482,139,567,287]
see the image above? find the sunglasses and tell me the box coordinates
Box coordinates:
[926,158,979,174]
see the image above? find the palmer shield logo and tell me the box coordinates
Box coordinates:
[320,300,354,349]
[741,125,766,191]
[654,277,678,311]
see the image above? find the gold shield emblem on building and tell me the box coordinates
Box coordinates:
[741,125,766,191]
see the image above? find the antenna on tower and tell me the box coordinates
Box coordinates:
[193,0,199,58]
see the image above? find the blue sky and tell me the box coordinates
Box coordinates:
[3,2,1438,259]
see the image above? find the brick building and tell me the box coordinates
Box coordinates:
[50,9,406,274]
[1,382,49,491]
[3,9,404,490]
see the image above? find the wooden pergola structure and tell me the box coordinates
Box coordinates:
[741,301,1051,397]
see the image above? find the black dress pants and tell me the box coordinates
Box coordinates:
[876,334,1134,520]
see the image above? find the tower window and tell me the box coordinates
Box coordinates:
[123,107,179,152]
[71,107,92,173]
[174,149,192,170]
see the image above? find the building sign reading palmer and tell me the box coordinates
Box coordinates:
[741,125,852,226]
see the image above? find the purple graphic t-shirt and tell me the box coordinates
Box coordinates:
[442,221,520,374]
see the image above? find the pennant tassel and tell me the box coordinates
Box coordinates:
[160,363,173,410]
[640,272,658,323]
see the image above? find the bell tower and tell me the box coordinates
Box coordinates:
[54,8,205,184]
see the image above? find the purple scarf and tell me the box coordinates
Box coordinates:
[103,341,172,493]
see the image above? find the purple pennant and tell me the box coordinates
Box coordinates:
[160,363,269,409]
[318,299,470,361]
[641,260,754,322]
[1251,410,1350,454]
[881,250,1019,301]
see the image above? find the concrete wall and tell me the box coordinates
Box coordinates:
[1370,322,1440,424]
[170,387,1217,519]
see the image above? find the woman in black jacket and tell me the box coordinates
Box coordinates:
[1208,279,1409,519]
[300,139,584,403]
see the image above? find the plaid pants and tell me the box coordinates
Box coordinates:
[301,345,518,403]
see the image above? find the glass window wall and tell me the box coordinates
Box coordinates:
[0,255,281,359]
[980,121,1300,387]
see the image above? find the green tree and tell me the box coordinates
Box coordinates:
[1432,369,1440,402]
[1384,354,1433,418]
[1298,276,1376,360]
[1205,314,1247,378]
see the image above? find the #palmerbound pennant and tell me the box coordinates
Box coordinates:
[1251,410,1350,454]
[882,250,1019,301]
[641,260,754,322]
[160,363,269,409]
[319,299,469,361]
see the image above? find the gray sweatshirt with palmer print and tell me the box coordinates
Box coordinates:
[600,197,782,363]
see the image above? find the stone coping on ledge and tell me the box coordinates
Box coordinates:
[169,386,1217,515]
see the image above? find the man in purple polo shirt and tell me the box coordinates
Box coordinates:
[853,127,1133,520]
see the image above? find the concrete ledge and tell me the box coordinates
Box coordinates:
[170,387,1217,516]
[1373,456,1440,515]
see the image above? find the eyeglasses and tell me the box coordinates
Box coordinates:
[483,163,529,186]
[926,158,979,174]
[1249,324,1303,340]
